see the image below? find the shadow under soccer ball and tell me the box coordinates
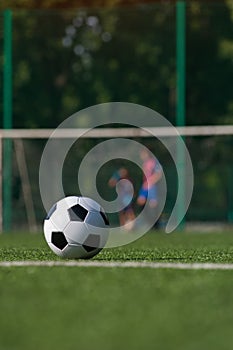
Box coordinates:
[43,196,110,259]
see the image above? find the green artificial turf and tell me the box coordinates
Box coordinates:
[0,231,233,350]
[0,230,233,263]
[0,267,233,350]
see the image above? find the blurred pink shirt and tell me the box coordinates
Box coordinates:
[142,158,161,189]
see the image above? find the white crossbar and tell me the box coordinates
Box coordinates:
[0,125,233,139]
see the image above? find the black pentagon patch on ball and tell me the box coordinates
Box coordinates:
[83,234,100,252]
[68,204,88,222]
[51,231,68,250]
[100,211,109,226]
[45,204,57,220]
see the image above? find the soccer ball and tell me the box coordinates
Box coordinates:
[43,196,109,259]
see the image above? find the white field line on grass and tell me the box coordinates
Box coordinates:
[0,261,233,270]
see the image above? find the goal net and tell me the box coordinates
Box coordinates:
[0,125,233,232]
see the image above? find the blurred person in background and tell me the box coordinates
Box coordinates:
[137,149,162,228]
[108,167,135,230]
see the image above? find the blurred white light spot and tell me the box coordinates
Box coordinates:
[86,16,99,27]
[62,37,72,47]
[102,32,112,42]
[74,44,85,56]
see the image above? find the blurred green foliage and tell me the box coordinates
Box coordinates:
[0,1,232,128]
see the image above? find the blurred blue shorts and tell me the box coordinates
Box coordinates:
[138,186,158,201]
